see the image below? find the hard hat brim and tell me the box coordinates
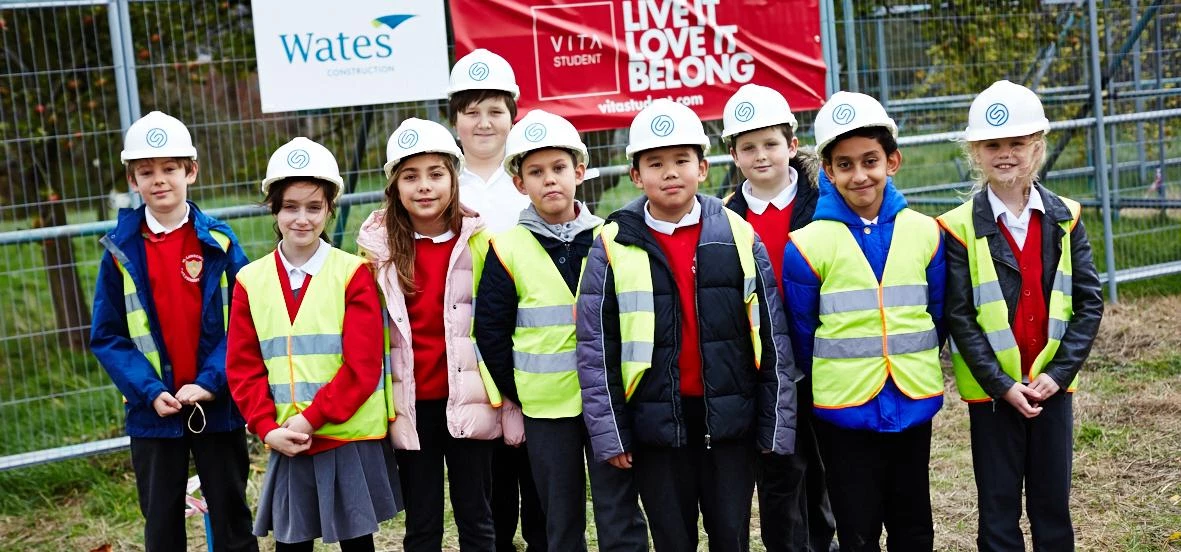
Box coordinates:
[963,120,1051,142]
[384,150,465,180]
[445,83,521,100]
[260,174,345,200]
[120,146,199,164]
[503,147,590,177]
[720,117,799,139]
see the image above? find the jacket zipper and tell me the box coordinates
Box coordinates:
[693,253,711,450]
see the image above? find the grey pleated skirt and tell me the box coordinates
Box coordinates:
[253,438,403,544]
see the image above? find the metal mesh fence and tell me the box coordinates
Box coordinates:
[0,0,1178,466]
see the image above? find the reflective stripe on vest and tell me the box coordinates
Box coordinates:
[600,209,762,401]
[474,225,600,418]
[101,229,233,383]
[937,196,1080,402]
[236,247,386,442]
[791,209,944,409]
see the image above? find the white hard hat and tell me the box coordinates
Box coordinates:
[384,118,464,179]
[964,80,1050,142]
[721,84,798,139]
[625,99,711,157]
[503,110,589,177]
[448,48,520,100]
[813,91,898,157]
[261,137,344,198]
[120,111,198,164]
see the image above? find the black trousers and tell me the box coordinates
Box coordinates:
[396,400,496,552]
[814,420,934,552]
[129,426,256,552]
[758,380,837,552]
[492,440,547,551]
[633,398,755,552]
[523,416,648,552]
[969,392,1074,552]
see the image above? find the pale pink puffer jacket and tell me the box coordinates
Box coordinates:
[356,209,524,450]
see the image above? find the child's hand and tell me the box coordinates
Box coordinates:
[264,428,312,457]
[1027,374,1060,399]
[607,452,633,470]
[1002,382,1044,418]
[281,414,315,436]
[174,384,214,405]
[152,391,183,417]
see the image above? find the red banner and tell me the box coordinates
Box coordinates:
[450,0,826,131]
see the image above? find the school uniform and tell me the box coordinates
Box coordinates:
[227,239,402,545]
[460,165,532,233]
[725,154,836,552]
[578,195,799,552]
[940,185,1103,552]
[781,174,946,551]
[476,203,648,551]
[91,202,256,552]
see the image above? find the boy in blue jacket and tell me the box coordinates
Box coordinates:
[781,93,946,551]
[90,111,256,552]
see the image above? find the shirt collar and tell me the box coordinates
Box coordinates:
[859,216,879,225]
[644,197,701,235]
[143,203,190,235]
[987,185,1044,228]
[460,164,510,189]
[740,166,799,215]
[414,229,456,243]
[277,238,331,276]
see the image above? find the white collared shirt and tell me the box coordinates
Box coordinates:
[277,238,330,291]
[740,166,799,215]
[644,197,702,235]
[144,203,191,235]
[459,165,530,233]
[860,216,879,226]
[414,229,456,243]
[987,186,1045,250]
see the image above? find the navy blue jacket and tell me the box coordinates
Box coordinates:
[781,173,946,432]
[576,195,800,462]
[90,203,249,438]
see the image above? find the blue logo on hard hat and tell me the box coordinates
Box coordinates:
[397,129,419,149]
[468,62,490,81]
[986,103,1010,126]
[287,149,310,169]
[650,115,674,137]
[734,101,755,123]
[831,104,856,125]
[524,123,547,142]
[146,128,168,148]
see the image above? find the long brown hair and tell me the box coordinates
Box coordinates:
[383,153,464,294]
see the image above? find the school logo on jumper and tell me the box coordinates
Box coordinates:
[524,123,547,142]
[287,149,310,169]
[468,61,490,81]
[986,103,1009,126]
[397,129,419,149]
[832,104,856,125]
[181,254,204,283]
[650,114,674,137]
[734,101,755,122]
[146,128,168,148]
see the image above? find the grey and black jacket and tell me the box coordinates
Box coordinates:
[575,194,800,463]
[943,184,1104,400]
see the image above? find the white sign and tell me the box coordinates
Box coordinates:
[251,0,449,113]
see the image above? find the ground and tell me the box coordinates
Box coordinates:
[1,295,1179,551]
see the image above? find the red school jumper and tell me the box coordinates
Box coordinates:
[650,224,705,397]
[405,236,458,401]
[997,210,1049,381]
[142,220,204,388]
[744,200,795,293]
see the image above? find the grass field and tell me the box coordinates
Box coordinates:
[1,291,1179,551]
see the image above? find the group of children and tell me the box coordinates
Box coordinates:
[91,45,1102,552]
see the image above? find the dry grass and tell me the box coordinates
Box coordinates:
[2,296,1180,551]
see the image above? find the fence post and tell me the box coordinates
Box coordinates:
[108,0,141,206]
[819,0,839,96]
[1087,0,1119,302]
[876,15,888,106]
[841,0,857,92]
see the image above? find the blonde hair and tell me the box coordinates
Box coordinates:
[960,131,1048,196]
[382,153,463,295]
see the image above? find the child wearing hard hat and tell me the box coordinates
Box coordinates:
[446,48,546,551]
[721,84,835,552]
[354,118,523,552]
[226,137,402,551]
[939,80,1103,551]
[474,109,649,551]
[780,92,946,551]
[577,98,799,551]
[90,111,257,552]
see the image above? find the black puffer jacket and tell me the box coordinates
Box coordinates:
[943,185,1104,400]
[576,195,799,462]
